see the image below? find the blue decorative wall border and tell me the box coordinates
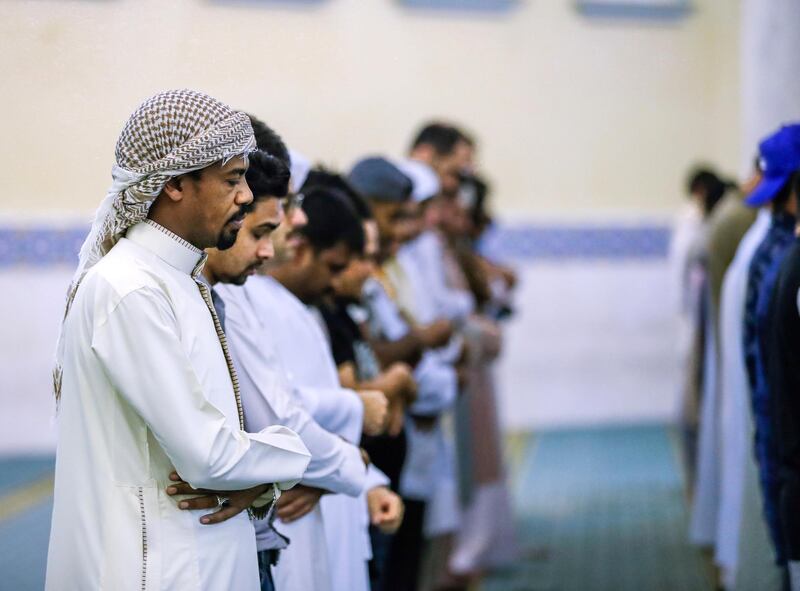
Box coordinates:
[575,0,691,21]
[482,224,671,261]
[399,0,518,12]
[0,223,671,268]
[0,227,89,268]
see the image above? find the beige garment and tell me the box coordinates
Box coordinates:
[449,316,517,576]
[706,192,757,320]
[440,246,518,575]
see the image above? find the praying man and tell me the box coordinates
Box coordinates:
[202,146,371,591]
[45,89,311,591]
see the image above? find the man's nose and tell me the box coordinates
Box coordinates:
[291,207,308,228]
[237,182,254,206]
[257,240,275,261]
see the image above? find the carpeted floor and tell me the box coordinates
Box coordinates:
[0,425,712,591]
[483,424,713,591]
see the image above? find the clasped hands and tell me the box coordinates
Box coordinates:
[166,471,404,533]
[165,471,322,526]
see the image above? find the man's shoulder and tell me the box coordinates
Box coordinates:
[215,282,250,318]
[243,274,289,304]
[79,239,173,306]
[219,276,283,322]
[711,197,756,234]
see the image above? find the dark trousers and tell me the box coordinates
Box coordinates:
[369,525,394,590]
[781,476,800,558]
[257,549,280,591]
[379,499,427,591]
[779,474,800,591]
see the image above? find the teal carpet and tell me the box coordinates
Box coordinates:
[0,456,54,591]
[0,425,711,590]
[484,424,713,591]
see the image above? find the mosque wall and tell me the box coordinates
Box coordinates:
[0,0,739,217]
[0,233,683,453]
[0,0,739,451]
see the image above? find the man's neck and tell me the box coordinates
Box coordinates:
[201,264,217,286]
[148,201,202,250]
[408,149,433,167]
[785,196,798,218]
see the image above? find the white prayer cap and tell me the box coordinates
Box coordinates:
[289,149,311,193]
[395,159,440,203]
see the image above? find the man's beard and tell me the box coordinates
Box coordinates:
[217,208,246,250]
[216,226,240,250]
[229,273,248,286]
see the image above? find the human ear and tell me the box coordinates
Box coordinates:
[416,144,436,163]
[162,177,186,203]
[294,240,313,266]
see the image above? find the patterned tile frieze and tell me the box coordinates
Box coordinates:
[0,223,671,267]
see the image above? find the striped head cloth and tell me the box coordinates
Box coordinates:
[54,89,256,399]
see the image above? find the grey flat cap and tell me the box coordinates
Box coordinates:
[348,156,413,202]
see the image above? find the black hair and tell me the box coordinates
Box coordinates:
[461,174,492,230]
[247,114,291,169]
[686,167,735,216]
[771,173,797,212]
[245,149,290,200]
[300,187,365,255]
[410,122,466,156]
[792,172,800,212]
[303,168,373,220]
[779,171,800,213]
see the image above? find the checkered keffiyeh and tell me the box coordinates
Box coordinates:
[54,89,256,399]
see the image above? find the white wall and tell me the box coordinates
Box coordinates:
[0,254,682,452]
[0,269,72,453]
[740,0,800,173]
[497,258,681,431]
[0,0,739,217]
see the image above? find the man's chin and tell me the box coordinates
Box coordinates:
[229,263,261,285]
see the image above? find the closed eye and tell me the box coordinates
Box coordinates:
[253,222,281,239]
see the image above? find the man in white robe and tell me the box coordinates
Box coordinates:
[348,156,460,590]
[690,183,756,550]
[394,158,518,578]
[716,207,773,588]
[237,186,405,591]
[46,90,311,591]
[198,146,370,590]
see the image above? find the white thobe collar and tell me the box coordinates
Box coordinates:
[126,219,207,277]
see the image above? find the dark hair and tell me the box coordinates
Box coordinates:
[686,168,735,216]
[792,172,800,212]
[245,149,291,200]
[410,122,466,156]
[303,168,373,220]
[460,174,492,230]
[781,171,800,213]
[300,187,365,254]
[771,173,798,212]
[247,114,291,168]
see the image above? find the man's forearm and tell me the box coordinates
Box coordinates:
[370,333,422,367]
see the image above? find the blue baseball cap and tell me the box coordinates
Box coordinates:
[745,123,800,206]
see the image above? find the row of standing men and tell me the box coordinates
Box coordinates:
[45,89,518,591]
[674,124,800,590]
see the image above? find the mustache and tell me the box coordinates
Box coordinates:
[226,208,246,226]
